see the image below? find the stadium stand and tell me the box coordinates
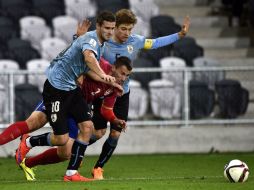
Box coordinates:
[131,57,160,90]
[193,57,225,89]
[131,16,150,37]
[40,37,67,61]
[52,15,78,44]
[94,0,130,14]
[129,0,159,22]
[26,59,50,92]
[128,80,148,119]
[215,79,249,119]
[0,59,25,86]
[20,16,51,50]
[30,0,65,26]
[7,38,40,69]
[65,0,97,20]
[15,83,42,121]
[189,80,215,119]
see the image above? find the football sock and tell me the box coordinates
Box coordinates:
[0,121,29,145]
[25,148,64,168]
[94,136,118,168]
[67,139,88,170]
[88,134,97,145]
[29,132,52,147]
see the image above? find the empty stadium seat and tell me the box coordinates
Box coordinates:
[172,37,204,67]
[159,57,187,87]
[26,59,50,92]
[7,38,41,69]
[15,83,42,121]
[131,57,160,89]
[149,79,181,119]
[0,16,18,46]
[31,0,65,26]
[40,37,67,61]
[128,80,148,119]
[0,84,8,122]
[52,15,78,44]
[0,59,25,86]
[65,0,96,20]
[193,57,225,89]
[0,0,32,24]
[150,15,181,38]
[20,16,51,50]
[130,0,159,22]
[94,0,129,13]
[132,16,150,37]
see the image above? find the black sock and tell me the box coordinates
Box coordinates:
[29,132,51,147]
[67,140,88,170]
[88,134,97,146]
[94,136,118,168]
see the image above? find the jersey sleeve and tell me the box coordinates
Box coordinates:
[80,36,99,57]
[100,93,117,122]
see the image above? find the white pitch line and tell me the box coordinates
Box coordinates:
[0,176,224,183]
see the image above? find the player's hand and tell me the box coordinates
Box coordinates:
[76,19,91,37]
[111,82,124,96]
[178,16,190,38]
[112,119,127,132]
[101,74,116,82]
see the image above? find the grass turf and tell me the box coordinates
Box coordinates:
[0,153,253,190]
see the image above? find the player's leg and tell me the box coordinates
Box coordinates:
[64,89,94,182]
[92,92,129,179]
[19,117,79,181]
[0,101,47,145]
[16,80,72,166]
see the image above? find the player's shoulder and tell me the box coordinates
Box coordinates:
[128,34,145,42]
[78,30,99,47]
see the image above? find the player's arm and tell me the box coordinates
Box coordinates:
[100,95,127,131]
[143,16,190,49]
[86,70,123,93]
[73,19,91,40]
[83,50,115,82]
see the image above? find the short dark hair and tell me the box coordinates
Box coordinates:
[115,9,137,27]
[114,56,132,71]
[96,11,116,26]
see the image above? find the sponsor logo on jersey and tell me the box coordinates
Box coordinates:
[127,45,134,54]
[51,114,57,122]
[89,38,97,48]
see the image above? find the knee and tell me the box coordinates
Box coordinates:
[52,135,69,146]
[94,129,106,139]
[79,121,94,134]
[110,130,121,138]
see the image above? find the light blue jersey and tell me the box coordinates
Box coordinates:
[46,30,104,91]
[102,33,179,93]
[103,34,145,93]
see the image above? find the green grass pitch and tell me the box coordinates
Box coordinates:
[0,153,253,190]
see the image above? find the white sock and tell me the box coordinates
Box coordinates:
[25,137,32,148]
[66,170,77,176]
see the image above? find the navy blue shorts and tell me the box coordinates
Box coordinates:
[35,100,79,139]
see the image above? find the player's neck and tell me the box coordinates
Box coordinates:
[112,35,124,44]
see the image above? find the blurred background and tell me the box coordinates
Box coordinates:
[0,0,254,156]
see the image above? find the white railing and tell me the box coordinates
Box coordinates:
[1,66,254,128]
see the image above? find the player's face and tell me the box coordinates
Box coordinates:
[97,21,115,41]
[112,65,131,85]
[114,24,134,43]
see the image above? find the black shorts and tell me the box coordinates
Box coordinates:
[42,80,91,135]
[92,91,129,132]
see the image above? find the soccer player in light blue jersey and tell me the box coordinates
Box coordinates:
[79,9,190,179]
[15,11,117,182]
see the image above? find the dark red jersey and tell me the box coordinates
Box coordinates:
[81,58,119,121]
